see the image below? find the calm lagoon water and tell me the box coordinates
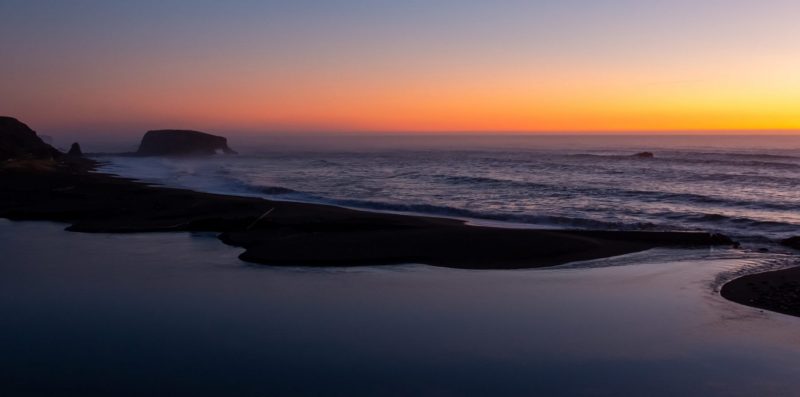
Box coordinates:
[1,219,800,396]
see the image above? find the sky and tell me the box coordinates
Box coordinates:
[1,0,799,136]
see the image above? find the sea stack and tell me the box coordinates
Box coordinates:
[136,130,237,156]
[0,116,62,161]
[67,142,83,156]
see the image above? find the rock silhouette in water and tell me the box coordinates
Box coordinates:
[0,116,62,161]
[781,236,800,250]
[67,142,83,156]
[136,130,237,156]
[633,152,655,159]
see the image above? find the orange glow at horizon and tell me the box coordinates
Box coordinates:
[18,62,800,135]
[3,2,800,135]
[49,75,800,135]
[11,44,799,135]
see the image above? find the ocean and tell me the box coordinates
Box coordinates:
[97,134,800,245]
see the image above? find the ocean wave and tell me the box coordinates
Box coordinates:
[671,158,800,170]
[680,213,798,229]
[643,211,800,242]
[253,185,798,240]
[568,152,800,170]
[431,173,799,212]
[280,173,800,239]
[305,194,799,240]
[255,185,298,195]
[662,151,800,161]
[96,149,800,243]
[233,185,666,231]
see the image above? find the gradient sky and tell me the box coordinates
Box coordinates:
[2,0,799,135]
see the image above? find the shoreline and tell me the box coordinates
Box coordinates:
[86,160,800,317]
[8,155,800,316]
[0,156,734,270]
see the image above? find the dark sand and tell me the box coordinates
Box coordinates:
[721,266,800,317]
[0,157,734,269]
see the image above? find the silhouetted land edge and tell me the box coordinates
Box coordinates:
[721,267,800,317]
[7,115,798,314]
[0,156,735,270]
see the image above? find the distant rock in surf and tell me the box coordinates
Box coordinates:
[67,142,83,157]
[632,152,654,159]
[781,236,800,250]
[0,116,62,161]
[136,130,237,156]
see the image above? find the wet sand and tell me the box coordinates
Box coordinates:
[721,266,800,317]
[0,157,733,269]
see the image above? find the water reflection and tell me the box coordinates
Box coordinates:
[1,220,799,396]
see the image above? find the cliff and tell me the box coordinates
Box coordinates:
[0,117,62,161]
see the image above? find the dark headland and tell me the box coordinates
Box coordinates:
[5,116,782,278]
[0,116,61,161]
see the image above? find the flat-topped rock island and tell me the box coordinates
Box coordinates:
[136,129,238,156]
